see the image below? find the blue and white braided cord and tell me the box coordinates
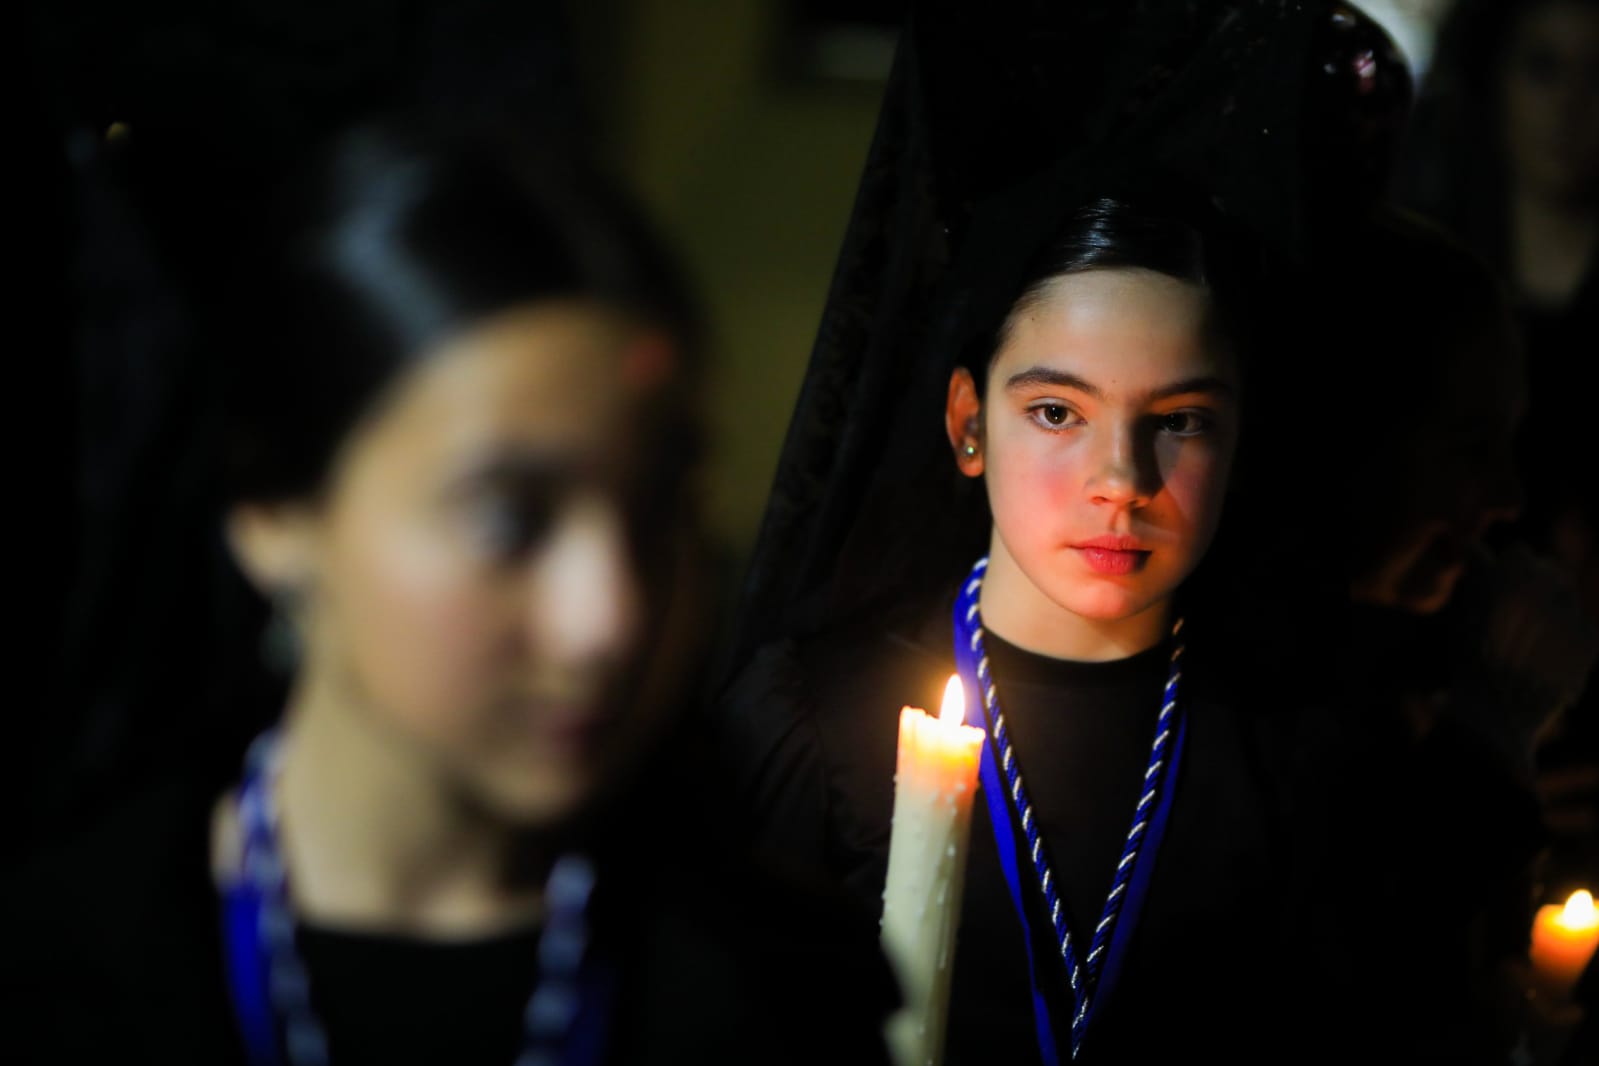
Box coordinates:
[1081,621,1182,990]
[239,733,597,1066]
[239,734,330,1066]
[963,562,1184,1059]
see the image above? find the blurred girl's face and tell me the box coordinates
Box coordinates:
[293,303,671,826]
[1502,1,1599,201]
[960,269,1239,634]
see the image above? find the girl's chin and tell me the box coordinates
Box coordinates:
[1055,586,1162,624]
[1015,556,1176,627]
[464,762,605,829]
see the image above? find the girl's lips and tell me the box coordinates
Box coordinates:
[1075,545,1151,575]
[1074,534,1147,551]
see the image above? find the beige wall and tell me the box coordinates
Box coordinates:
[577,0,886,564]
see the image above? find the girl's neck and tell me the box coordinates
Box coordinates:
[1510,183,1597,307]
[220,669,549,939]
[978,538,1172,663]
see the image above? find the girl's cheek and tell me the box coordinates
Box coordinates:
[333,522,512,725]
[1163,453,1227,517]
[1012,447,1075,509]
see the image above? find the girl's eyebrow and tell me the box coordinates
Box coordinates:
[440,450,580,500]
[1004,367,1102,397]
[1003,366,1234,401]
[1149,375,1234,400]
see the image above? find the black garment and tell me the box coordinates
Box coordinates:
[719,593,1331,1066]
[980,629,1171,948]
[1515,267,1599,871]
[1517,259,1599,544]
[4,775,898,1066]
[1330,603,1549,1065]
[296,924,543,1064]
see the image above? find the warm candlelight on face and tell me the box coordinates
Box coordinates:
[1530,889,1599,998]
[881,675,985,1066]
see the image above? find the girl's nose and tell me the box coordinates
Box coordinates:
[529,497,641,666]
[1087,424,1151,508]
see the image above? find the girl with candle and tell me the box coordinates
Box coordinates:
[8,122,894,1066]
[715,3,1413,1064]
[723,190,1301,1066]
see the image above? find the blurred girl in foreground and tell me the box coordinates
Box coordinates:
[8,123,892,1066]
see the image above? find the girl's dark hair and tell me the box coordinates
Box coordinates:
[976,195,1240,391]
[1015,195,1212,293]
[223,120,695,505]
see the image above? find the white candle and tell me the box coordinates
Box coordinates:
[881,675,984,1066]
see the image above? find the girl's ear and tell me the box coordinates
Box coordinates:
[226,502,320,602]
[945,368,984,478]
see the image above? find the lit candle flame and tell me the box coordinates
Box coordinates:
[940,675,965,727]
[1560,890,1597,930]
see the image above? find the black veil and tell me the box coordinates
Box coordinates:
[726,0,1410,672]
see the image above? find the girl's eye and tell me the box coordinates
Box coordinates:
[1030,403,1080,430]
[471,494,557,561]
[1158,411,1212,437]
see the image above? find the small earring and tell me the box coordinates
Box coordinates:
[963,442,978,458]
[260,584,307,675]
[261,600,301,675]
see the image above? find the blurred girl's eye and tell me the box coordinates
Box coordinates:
[1157,410,1214,437]
[470,492,558,561]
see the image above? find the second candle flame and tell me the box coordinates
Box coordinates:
[940,674,966,727]
[1559,889,1596,929]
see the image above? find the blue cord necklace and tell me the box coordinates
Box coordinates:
[953,556,1189,1063]
[220,731,612,1066]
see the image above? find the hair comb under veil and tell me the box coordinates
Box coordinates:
[722,0,1410,676]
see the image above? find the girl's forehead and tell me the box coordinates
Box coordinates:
[354,304,654,471]
[994,270,1231,392]
[417,304,634,405]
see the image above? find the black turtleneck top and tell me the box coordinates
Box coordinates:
[717,595,1316,1066]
